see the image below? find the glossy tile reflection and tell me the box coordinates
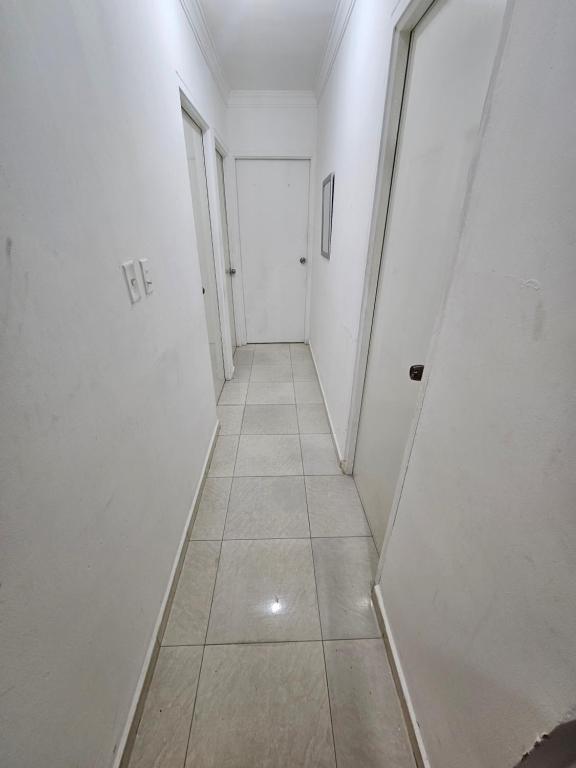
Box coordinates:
[206,539,321,643]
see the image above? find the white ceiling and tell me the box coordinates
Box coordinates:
[198,0,339,91]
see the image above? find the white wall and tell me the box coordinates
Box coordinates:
[309,0,395,457]
[0,0,226,765]
[227,91,317,157]
[227,91,317,344]
[379,2,576,766]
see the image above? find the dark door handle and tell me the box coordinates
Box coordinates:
[409,364,424,381]
[300,257,307,264]
[227,268,236,275]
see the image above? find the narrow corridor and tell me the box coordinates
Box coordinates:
[128,343,415,768]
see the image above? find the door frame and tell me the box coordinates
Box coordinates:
[178,79,235,380]
[342,0,437,477]
[231,155,314,346]
[368,0,512,578]
[215,144,237,351]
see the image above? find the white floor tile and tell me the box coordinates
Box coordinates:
[235,434,303,476]
[208,436,238,477]
[300,434,341,475]
[312,537,380,640]
[241,404,298,434]
[306,476,371,537]
[206,539,321,643]
[191,477,231,540]
[217,405,244,435]
[294,379,323,404]
[187,643,335,768]
[324,640,416,768]
[246,382,295,405]
[224,476,309,539]
[218,382,248,405]
[129,646,202,768]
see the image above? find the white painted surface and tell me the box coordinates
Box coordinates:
[0,1,225,765]
[216,151,236,351]
[309,0,396,457]
[379,2,576,765]
[354,0,506,550]
[236,159,310,343]
[199,0,338,90]
[227,92,317,158]
[182,111,225,398]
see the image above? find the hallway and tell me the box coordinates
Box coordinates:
[3,2,575,767]
[128,343,415,767]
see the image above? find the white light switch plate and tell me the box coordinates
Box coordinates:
[122,261,141,304]
[139,258,153,295]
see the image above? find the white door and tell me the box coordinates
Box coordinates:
[182,110,225,400]
[216,151,236,351]
[354,0,506,549]
[236,159,309,343]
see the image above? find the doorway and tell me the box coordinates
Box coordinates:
[353,0,506,549]
[236,158,310,343]
[182,109,226,400]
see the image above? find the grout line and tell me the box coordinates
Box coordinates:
[298,365,339,768]
[308,494,339,768]
[190,534,373,542]
[162,636,382,648]
[192,537,376,546]
[182,365,247,768]
[211,473,348,477]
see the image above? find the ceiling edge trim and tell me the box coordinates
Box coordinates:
[228,90,318,109]
[315,0,358,99]
[178,0,230,102]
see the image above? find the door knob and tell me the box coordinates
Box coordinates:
[227,268,237,275]
[299,257,307,264]
[409,364,424,381]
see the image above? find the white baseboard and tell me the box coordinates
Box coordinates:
[308,342,345,467]
[372,583,431,768]
[114,420,220,768]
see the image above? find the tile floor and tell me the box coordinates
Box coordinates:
[129,343,416,768]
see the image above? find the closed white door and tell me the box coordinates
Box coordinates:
[216,151,236,351]
[236,159,309,343]
[182,110,225,400]
[354,0,506,549]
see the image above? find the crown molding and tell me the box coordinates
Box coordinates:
[178,0,230,102]
[315,0,358,98]
[228,90,317,109]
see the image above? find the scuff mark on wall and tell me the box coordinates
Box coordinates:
[521,278,541,291]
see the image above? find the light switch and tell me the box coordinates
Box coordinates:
[122,261,141,304]
[139,258,153,295]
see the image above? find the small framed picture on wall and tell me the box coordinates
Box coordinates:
[321,173,334,259]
